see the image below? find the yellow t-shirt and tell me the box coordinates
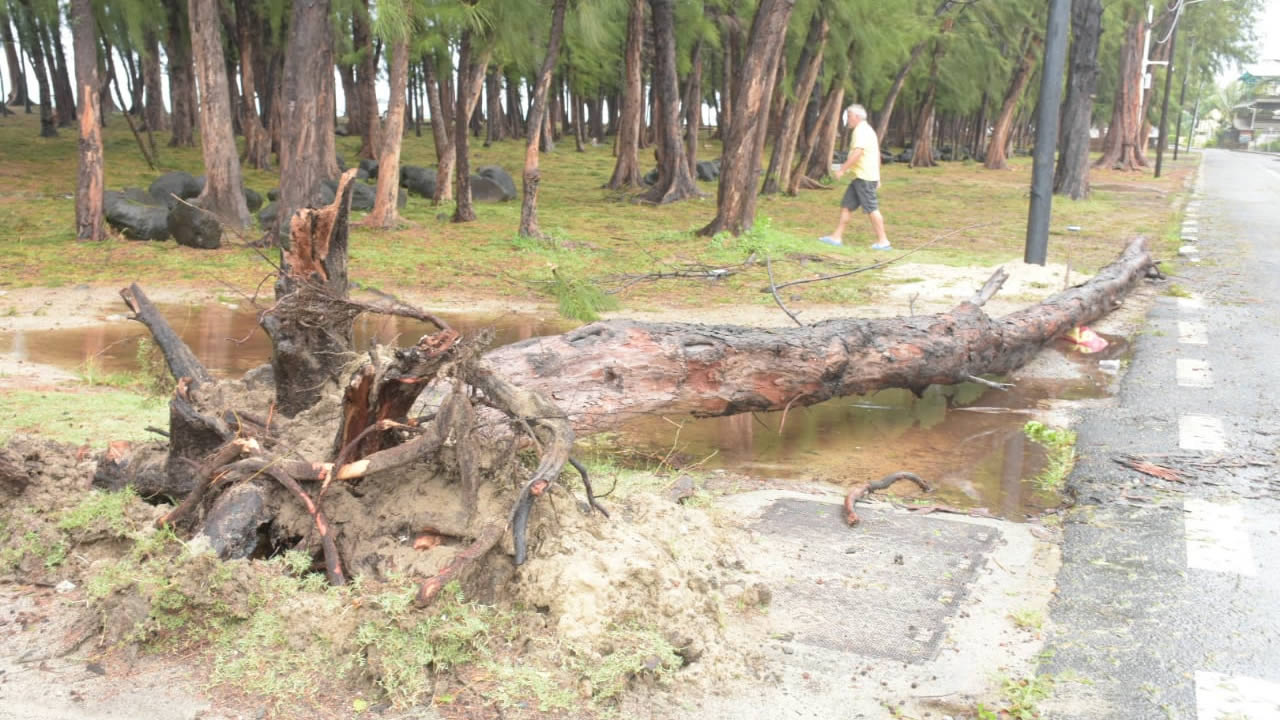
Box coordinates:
[850,121,880,183]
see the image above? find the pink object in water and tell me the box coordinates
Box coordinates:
[1064,325,1108,354]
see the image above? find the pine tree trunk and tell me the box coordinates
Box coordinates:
[762,11,826,195]
[141,30,165,131]
[235,0,271,170]
[1,10,28,107]
[1095,14,1142,171]
[683,40,703,171]
[485,68,503,145]
[189,0,249,228]
[425,57,454,205]
[910,30,950,169]
[165,1,195,147]
[368,38,407,228]
[876,41,927,143]
[505,70,523,137]
[1054,0,1102,199]
[642,0,699,205]
[519,0,567,238]
[799,77,844,186]
[606,0,645,189]
[43,15,76,126]
[984,30,1039,170]
[698,0,795,236]
[71,0,103,241]
[453,30,479,223]
[278,0,337,239]
[14,0,55,136]
[354,2,381,161]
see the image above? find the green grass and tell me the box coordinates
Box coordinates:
[0,110,1196,317]
[1024,421,1077,493]
[0,388,169,447]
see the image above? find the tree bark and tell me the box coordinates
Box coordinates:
[278,0,338,239]
[263,171,362,416]
[354,1,382,161]
[606,0,645,189]
[41,13,75,126]
[641,0,699,205]
[798,75,844,187]
[484,237,1155,434]
[367,38,407,228]
[424,56,454,205]
[71,0,103,241]
[698,0,795,236]
[141,30,165,131]
[1,10,28,107]
[1095,13,1143,171]
[910,30,950,169]
[14,0,55,136]
[453,29,480,223]
[189,0,250,228]
[485,68,503,145]
[762,11,826,195]
[984,30,1040,170]
[518,0,568,238]
[684,39,704,171]
[234,0,271,170]
[165,0,195,147]
[1054,0,1102,199]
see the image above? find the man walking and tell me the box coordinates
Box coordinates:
[819,104,890,250]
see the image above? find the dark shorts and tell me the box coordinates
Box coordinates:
[841,178,880,213]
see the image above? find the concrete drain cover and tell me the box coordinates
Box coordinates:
[753,498,999,664]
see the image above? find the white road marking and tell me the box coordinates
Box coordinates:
[1179,414,1225,451]
[1195,671,1280,718]
[1177,358,1213,388]
[1179,245,1199,257]
[1178,321,1208,345]
[1185,499,1256,577]
[1178,295,1205,311]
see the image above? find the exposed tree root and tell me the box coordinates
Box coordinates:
[844,471,932,526]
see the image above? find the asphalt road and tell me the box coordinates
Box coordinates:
[1042,149,1280,719]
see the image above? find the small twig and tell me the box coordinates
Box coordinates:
[144,425,170,438]
[765,255,803,326]
[966,374,1014,391]
[777,395,800,434]
[845,472,931,526]
[968,268,1011,307]
[568,457,609,518]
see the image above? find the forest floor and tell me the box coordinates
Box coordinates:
[0,107,1197,719]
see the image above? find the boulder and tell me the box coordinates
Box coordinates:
[695,160,720,182]
[470,175,508,203]
[832,149,849,164]
[642,168,659,186]
[315,179,405,212]
[336,153,347,171]
[400,165,437,198]
[105,191,171,241]
[267,187,280,202]
[476,165,517,200]
[121,186,162,206]
[167,200,222,250]
[257,202,277,230]
[355,167,370,181]
[147,171,202,208]
[359,158,379,179]
[243,187,263,213]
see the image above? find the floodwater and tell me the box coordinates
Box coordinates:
[2,304,1125,520]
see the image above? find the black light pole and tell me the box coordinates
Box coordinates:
[1173,37,1195,160]
[1155,17,1180,178]
[1024,0,1071,265]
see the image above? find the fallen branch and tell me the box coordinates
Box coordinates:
[844,471,932,526]
[765,255,803,327]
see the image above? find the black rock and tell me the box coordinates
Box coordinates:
[359,158,379,179]
[470,175,508,203]
[105,191,171,241]
[476,165,517,200]
[881,150,895,165]
[336,153,347,171]
[147,171,202,208]
[266,187,279,202]
[695,160,720,182]
[243,187,263,213]
[832,149,849,164]
[314,179,338,206]
[167,200,222,250]
[355,167,370,180]
[257,202,277,230]
[642,168,659,186]
[121,186,162,206]
[400,165,437,198]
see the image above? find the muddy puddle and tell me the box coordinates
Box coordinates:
[2,305,1127,520]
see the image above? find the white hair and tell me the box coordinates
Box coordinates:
[844,104,868,120]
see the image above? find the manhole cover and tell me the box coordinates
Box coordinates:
[753,498,999,664]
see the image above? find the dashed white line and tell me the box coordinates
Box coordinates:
[1179,414,1225,451]
[1185,499,1256,576]
[1178,321,1208,345]
[1195,671,1280,718]
[1177,295,1205,311]
[1177,358,1213,388]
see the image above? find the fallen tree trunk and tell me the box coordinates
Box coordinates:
[483,237,1156,434]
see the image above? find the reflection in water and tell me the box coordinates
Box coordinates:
[5,304,576,379]
[615,380,1106,520]
[5,304,1116,520]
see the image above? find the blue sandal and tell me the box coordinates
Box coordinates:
[818,236,843,247]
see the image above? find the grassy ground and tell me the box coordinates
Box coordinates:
[0,109,1194,313]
